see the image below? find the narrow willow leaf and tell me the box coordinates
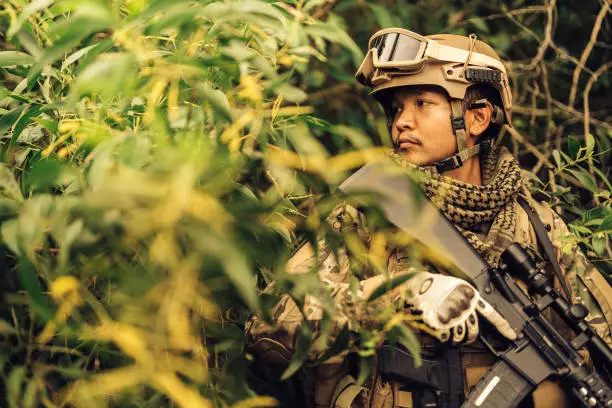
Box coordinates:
[144,4,206,35]
[196,85,231,122]
[29,7,114,79]
[0,51,35,67]
[567,169,598,193]
[18,258,55,321]
[317,323,350,363]
[10,105,44,148]
[470,17,490,33]
[274,84,307,103]
[551,149,562,168]
[61,43,100,71]
[7,0,54,39]
[368,3,397,28]
[0,106,27,137]
[304,22,363,66]
[7,366,26,408]
[203,1,287,30]
[334,125,373,149]
[366,272,416,302]
[280,325,312,380]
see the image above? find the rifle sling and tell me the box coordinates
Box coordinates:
[517,196,571,302]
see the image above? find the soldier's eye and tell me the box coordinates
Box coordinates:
[416,98,433,107]
[390,103,402,116]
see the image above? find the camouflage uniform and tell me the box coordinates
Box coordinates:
[246,197,612,408]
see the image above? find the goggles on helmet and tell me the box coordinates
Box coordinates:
[356,28,507,84]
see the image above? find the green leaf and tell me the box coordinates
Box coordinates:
[7,366,26,408]
[304,21,363,67]
[30,4,114,78]
[334,125,373,150]
[552,149,563,169]
[24,157,65,192]
[18,258,54,321]
[32,117,58,135]
[568,136,580,160]
[0,105,27,138]
[470,17,490,33]
[596,215,612,233]
[23,379,38,408]
[196,85,231,122]
[61,43,101,71]
[585,133,595,156]
[366,272,416,302]
[7,0,54,39]
[394,324,422,368]
[10,105,44,148]
[368,3,397,27]
[281,325,312,380]
[0,51,35,67]
[1,219,21,256]
[285,122,328,160]
[0,165,23,201]
[275,84,308,103]
[202,0,287,31]
[317,323,350,363]
[73,53,138,98]
[0,319,18,335]
[591,234,606,256]
[567,169,598,193]
[357,353,374,385]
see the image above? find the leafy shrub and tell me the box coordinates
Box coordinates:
[0,0,609,407]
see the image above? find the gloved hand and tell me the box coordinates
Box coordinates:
[403,272,517,344]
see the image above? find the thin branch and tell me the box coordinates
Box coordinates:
[503,9,595,76]
[528,0,556,69]
[522,84,612,132]
[540,64,554,148]
[583,60,612,140]
[567,0,611,108]
[504,125,584,189]
[312,0,341,20]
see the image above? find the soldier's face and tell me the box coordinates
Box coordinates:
[390,86,457,167]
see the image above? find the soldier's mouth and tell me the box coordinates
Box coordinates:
[394,136,422,152]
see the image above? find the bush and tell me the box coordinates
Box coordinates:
[0,0,610,407]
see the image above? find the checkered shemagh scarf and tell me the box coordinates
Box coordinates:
[392,146,525,267]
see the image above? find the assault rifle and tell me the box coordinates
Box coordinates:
[338,161,612,408]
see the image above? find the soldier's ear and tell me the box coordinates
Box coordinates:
[465,100,493,142]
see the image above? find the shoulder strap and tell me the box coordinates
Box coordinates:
[517,196,572,302]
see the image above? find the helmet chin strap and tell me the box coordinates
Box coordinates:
[432,99,491,174]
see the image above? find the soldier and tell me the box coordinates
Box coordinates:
[246,30,612,408]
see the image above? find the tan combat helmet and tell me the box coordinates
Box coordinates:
[356,29,512,173]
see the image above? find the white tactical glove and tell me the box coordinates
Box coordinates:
[404,272,517,344]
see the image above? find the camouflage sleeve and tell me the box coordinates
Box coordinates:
[246,203,397,362]
[543,203,612,346]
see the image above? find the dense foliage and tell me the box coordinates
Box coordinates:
[0,0,610,407]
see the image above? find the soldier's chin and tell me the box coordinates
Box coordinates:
[397,150,429,167]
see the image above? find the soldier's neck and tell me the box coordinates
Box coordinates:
[443,156,482,186]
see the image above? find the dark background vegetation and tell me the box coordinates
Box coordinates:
[0,0,610,406]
